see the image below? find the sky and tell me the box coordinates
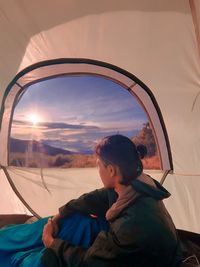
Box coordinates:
[11,75,148,153]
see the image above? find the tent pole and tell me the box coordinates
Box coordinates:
[160,170,171,185]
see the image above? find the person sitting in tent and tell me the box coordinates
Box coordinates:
[41,134,182,267]
[0,134,182,267]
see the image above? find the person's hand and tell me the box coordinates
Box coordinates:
[51,213,61,237]
[42,218,55,248]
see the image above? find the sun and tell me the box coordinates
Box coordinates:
[27,113,42,126]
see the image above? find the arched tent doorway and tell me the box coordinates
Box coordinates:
[0,59,172,218]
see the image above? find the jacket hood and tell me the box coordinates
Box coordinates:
[131,177,171,200]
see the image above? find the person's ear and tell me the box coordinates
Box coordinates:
[107,164,116,177]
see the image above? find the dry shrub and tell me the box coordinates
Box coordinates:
[9,152,160,170]
[142,155,160,170]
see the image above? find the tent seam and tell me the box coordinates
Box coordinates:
[189,0,200,59]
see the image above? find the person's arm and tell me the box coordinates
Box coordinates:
[41,216,142,267]
[59,188,116,218]
[42,222,126,267]
[50,188,117,238]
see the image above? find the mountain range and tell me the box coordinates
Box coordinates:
[9,138,73,156]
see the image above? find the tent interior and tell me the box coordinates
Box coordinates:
[0,0,200,264]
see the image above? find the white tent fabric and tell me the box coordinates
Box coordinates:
[0,168,29,214]
[0,0,200,233]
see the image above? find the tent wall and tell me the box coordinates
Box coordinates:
[164,174,200,234]
[0,168,30,214]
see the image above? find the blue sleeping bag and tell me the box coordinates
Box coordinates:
[0,213,109,266]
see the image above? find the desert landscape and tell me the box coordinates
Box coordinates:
[9,122,160,170]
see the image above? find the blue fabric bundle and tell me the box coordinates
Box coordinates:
[0,213,109,267]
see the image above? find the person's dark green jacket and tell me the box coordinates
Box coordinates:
[41,178,182,267]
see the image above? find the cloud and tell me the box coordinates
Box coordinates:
[39,125,140,154]
[11,119,102,143]
[42,138,95,153]
[12,120,100,130]
[11,116,144,142]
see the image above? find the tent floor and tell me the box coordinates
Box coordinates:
[0,214,33,228]
[178,229,200,266]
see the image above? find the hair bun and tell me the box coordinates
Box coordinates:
[136,144,147,159]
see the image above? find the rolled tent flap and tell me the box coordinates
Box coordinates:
[0,0,199,233]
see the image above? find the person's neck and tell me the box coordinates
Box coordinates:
[114,182,127,196]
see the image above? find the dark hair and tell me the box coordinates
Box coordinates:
[95,135,147,185]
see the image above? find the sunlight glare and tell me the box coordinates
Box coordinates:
[27,113,41,126]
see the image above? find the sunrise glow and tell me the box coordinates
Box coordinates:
[26,113,42,126]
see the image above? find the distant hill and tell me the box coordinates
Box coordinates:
[9,138,73,156]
